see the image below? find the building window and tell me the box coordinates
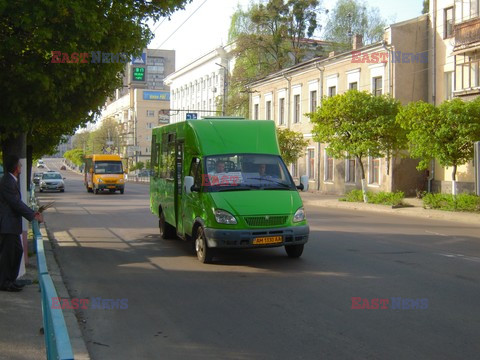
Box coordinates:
[266,100,272,120]
[307,149,315,179]
[254,104,259,120]
[279,98,285,125]
[373,77,382,96]
[147,110,154,117]
[445,72,453,100]
[369,157,380,185]
[345,156,356,183]
[293,94,300,123]
[455,0,479,23]
[349,82,358,90]
[328,86,336,97]
[325,150,334,182]
[310,90,317,112]
[444,7,454,38]
[291,161,298,177]
[455,55,480,90]
[146,122,153,129]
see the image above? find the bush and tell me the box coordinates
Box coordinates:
[423,193,480,212]
[340,190,405,206]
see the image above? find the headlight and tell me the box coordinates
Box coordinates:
[293,207,306,222]
[118,178,124,183]
[98,178,104,183]
[40,181,46,186]
[214,209,237,224]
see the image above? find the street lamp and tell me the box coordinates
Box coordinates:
[215,62,228,116]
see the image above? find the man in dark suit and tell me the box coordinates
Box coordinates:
[0,155,43,292]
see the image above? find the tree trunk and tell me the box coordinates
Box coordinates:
[26,144,33,190]
[357,156,368,203]
[452,164,457,196]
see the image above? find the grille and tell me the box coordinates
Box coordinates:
[244,216,287,227]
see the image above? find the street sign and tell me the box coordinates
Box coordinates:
[132,67,145,81]
[186,113,198,120]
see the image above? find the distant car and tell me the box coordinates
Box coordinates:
[60,165,66,170]
[37,159,45,167]
[39,171,65,192]
[37,163,45,169]
[137,170,152,177]
[33,172,43,185]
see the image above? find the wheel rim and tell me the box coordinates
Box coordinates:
[195,229,205,259]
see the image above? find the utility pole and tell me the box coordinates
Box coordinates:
[215,62,228,116]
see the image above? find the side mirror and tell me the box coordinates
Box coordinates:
[184,176,194,194]
[296,175,309,192]
[63,177,66,180]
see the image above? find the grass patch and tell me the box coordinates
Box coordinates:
[422,193,480,212]
[340,190,405,206]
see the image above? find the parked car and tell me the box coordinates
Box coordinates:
[37,159,45,167]
[39,171,65,192]
[33,172,43,185]
[0,164,3,179]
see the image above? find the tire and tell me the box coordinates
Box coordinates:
[109,189,115,193]
[194,226,214,264]
[39,189,43,193]
[120,189,124,194]
[60,189,65,193]
[87,186,93,193]
[94,186,99,194]
[159,211,176,239]
[285,244,304,258]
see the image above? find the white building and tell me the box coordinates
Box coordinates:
[165,43,235,123]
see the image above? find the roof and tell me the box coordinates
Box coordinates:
[85,154,122,161]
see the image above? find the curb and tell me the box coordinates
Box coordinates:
[300,194,480,225]
[42,223,91,360]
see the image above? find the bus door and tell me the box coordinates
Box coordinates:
[175,140,184,235]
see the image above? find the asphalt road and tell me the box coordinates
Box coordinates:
[38,158,480,360]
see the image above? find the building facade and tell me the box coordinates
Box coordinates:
[248,16,429,195]
[100,49,175,170]
[429,0,480,193]
[165,44,235,123]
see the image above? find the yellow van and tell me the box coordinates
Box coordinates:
[84,154,125,194]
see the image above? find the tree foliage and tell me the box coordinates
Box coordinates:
[396,98,480,181]
[227,0,324,116]
[323,0,386,51]
[64,148,85,166]
[276,128,309,165]
[0,0,191,159]
[422,0,430,14]
[309,90,403,201]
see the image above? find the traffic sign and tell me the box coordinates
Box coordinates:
[186,113,198,120]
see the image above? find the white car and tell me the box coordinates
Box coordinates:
[37,159,45,168]
[39,171,65,192]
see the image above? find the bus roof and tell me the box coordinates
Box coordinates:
[153,119,280,156]
[85,154,122,161]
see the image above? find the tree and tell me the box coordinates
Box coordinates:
[0,0,191,166]
[227,0,324,116]
[396,98,480,194]
[323,0,386,51]
[64,149,84,166]
[422,0,430,14]
[309,90,403,202]
[276,128,309,166]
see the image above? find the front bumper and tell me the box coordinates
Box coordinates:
[204,225,309,249]
[40,184,64,191]
[97,184,124,190]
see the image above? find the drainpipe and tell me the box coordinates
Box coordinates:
[282,73,291,128]
[315,63,325,191]
[432,0,437,105]
[382,41,394,96]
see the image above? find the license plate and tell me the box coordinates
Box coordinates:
[253,236,282,245]
[107,186,115,189]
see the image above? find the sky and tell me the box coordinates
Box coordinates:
[149,0,424,69]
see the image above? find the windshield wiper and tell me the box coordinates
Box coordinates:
[217,186,254,192]
[247,177,291,188]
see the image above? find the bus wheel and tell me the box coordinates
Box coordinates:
[94,186,99,194]
[195,226,214,263]
[120,189,124,194]
[159,212,175,239]
[285,244,304,258]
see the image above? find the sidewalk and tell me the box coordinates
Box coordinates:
[300,191,480,225]
[0,240,45,360]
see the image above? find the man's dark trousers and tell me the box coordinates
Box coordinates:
[0,233,23,288]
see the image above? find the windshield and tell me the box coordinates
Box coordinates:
[94,161,123,174]
[42,173,62,180]
[202,154,295,192]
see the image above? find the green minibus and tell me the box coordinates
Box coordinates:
[150,117,309,263]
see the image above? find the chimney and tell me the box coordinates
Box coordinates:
[352,34,363,50]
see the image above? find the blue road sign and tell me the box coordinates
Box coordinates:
[186,113,198,120]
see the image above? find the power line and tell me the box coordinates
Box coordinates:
[156,0,209,49]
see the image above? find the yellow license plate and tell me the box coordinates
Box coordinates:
[107,186,115,189]
[253,236,283,245]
